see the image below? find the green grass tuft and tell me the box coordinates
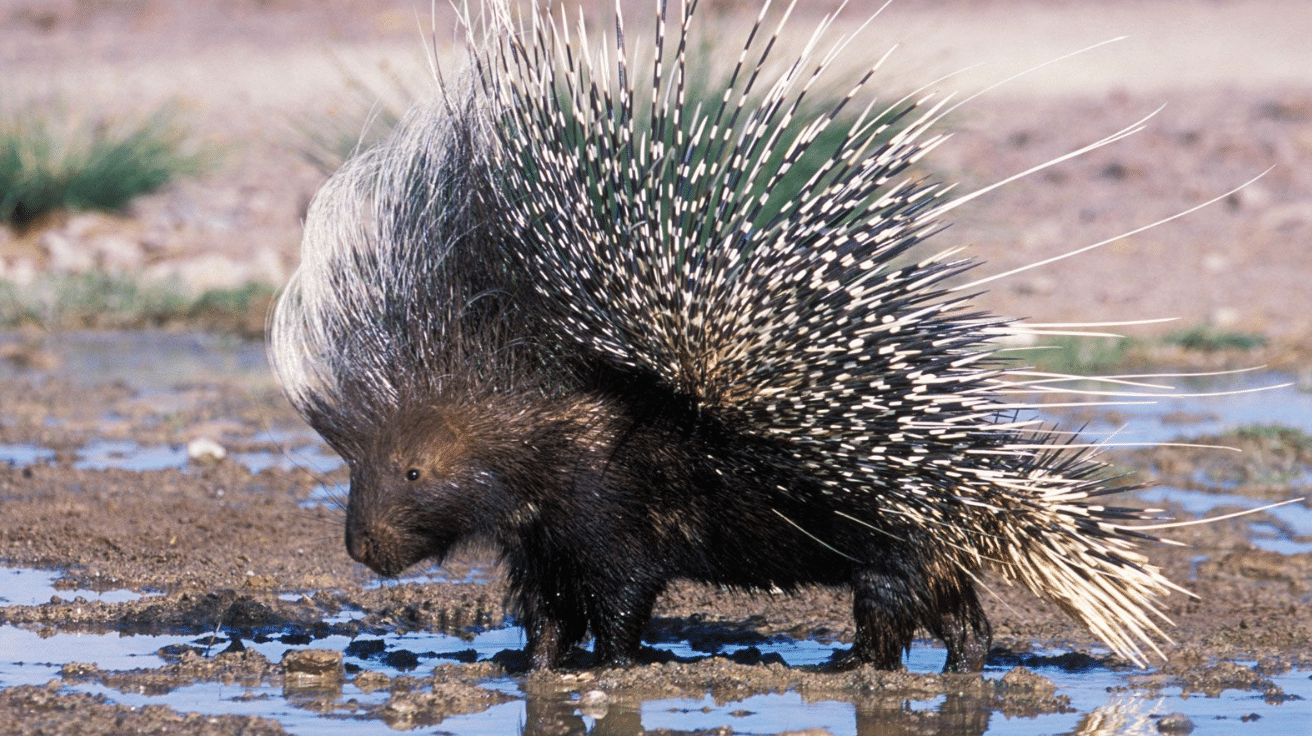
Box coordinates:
[1209,425,1312,487]
[0,274,274,337]
[1023,325,1271,375]
[0,272,188,328]
[1164,326,1266,353]
[0,104,206,229]
[1021,336,1140,375]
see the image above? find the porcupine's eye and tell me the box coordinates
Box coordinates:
[405,469,421,482]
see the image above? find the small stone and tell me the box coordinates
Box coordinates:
[187,437,226,463]
[1156,712,1194,734]
[59,662,98,679]
[144,254,249,292]
[354,670,392,693]
[41,230,94,273]
[0,256,38,286]
[282,649,343,687]
[93,234,145,273]
[578,689,609,719]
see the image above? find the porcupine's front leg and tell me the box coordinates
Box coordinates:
[521,602,590,670]
[524,612,565,670]
[512,571,590,670]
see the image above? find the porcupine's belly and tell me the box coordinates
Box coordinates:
[672,492,871,592]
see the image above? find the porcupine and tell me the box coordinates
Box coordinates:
[270,0,1207,672]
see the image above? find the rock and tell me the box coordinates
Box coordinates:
[577,689,609,719]
[281,649,343,689]
[1156,712,1194,734]
[186,437,227,463]
[41,229,94,273]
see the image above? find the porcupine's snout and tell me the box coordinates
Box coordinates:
[344,517,407,577]
[343,471,431,577]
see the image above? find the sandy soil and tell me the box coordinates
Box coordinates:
[1,0,1311,733]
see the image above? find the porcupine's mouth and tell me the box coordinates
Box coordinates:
[346,525,447,578]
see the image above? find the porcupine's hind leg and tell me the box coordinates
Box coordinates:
[586,581,664,667]
[839,564,991,672]
[926,571,992,673]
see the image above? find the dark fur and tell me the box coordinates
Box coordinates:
[342,369,991,672]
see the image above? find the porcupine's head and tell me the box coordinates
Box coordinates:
[269,99,542,577]
[338,401,534,577]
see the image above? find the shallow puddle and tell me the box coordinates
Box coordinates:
[0,568,149,607]
[0,575,1308,736]
[1040,372,1312,444]
[1134,487,1312,556]
[0,443,54,467]
[0,331,270,391]
[64,436,344,476]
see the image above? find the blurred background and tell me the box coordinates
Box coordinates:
[2,0,1310,367]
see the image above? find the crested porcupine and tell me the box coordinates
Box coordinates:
[271,0,1224,672]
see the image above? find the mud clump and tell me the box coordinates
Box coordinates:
[531,660,1072,715]
[0,682,287,736]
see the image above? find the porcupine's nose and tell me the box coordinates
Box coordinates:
[345,524,402,577]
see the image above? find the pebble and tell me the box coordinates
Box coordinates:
[1156,712,1195,734]
[186,437,227,463]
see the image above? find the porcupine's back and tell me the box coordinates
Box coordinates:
[478,1,1183,665]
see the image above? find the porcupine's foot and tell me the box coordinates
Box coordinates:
[928,581,992,673]
[527,620,563,670]
[524,616,568,671]
[840,567,991,673]
[522,607,589,671]
[588,584,661,669]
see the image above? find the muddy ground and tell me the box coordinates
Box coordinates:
[2,0,1312,733]
[0,334,1309,732]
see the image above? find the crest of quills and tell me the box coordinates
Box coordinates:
[270,0,1248,672]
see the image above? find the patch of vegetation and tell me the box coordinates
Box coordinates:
[1018,335,1143,375]
[1020,325,1273,375]
[0,103,206,229]
[186,282,278,337]
[1149,425,1312,491]
[1164,326,1267,353]
[1226,425,1312,486]
[0,272,188,327]
[0,274,275,337]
